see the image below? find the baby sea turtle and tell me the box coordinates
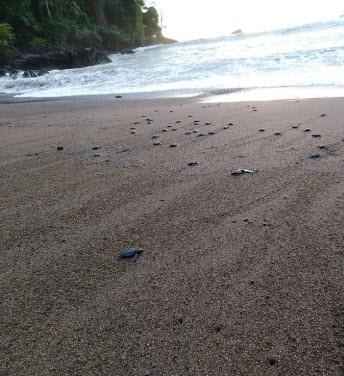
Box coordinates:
[188,160,198,166]
[321,113,326,117]
[275,131,282,136]
[292,125,299,129]
[169,143,177,148]
[167,125,173,128]
[134,122,140,125]
[131,130,136,134]
[224,126,229,129]
[312,134,321,138]
[117,248,143,262]
[152,135,159,139]
[153,141,161,146]
[146,118,153,122]
[304,128,311,132]
[176,120,181,123]
[185,131,192,135]
[192,130,199,133]
[232,168,258,176]
[228,122,234,126]
[92,146,101,150]
[162,129,168,132]
[259,128,265,132]
[205,122,211,125]
[188,115,193,117]
[130,127,136,130]
[146,121,152,125]
[319,144,328,149]
[197,133,205,137]
[172,128,178,131]
[311,152,322,158]
[208,131,216,135]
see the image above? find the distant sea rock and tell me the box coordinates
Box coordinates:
[231,29,243,35]
[0,46,111,78]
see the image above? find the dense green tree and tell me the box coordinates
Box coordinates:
[0,0,171,52]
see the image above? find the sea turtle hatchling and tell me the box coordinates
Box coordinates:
[153,141,161,146]
[188,160,198,166]
[311,152,322,158]
[208,131,216,135]
[117,248,143,262]
[185,131,192,135]
[312,134,321,138]
[169,143,177,148]
[292,124,299,129]
[152,135,159,139]
[259,128,265,132]
[304,128,311,132]
[232,168,258,176]
[318,144,328,149]
[274,131,282,136]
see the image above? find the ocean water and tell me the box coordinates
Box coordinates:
[1,17,344,99]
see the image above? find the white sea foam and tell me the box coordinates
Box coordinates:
[1,17,344,98]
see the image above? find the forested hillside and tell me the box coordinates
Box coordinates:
[0,0,173,53]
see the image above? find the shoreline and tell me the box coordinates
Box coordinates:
[1,95,343,375]
[1,85,344,105]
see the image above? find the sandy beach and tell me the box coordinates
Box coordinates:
[1,95,343,375]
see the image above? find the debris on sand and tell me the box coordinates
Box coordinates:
[117,248,143,262]
[231,168,258,176]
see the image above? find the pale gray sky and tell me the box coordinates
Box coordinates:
[147,0,344,40]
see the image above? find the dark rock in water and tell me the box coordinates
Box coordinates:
[115,95,122,98]
[319,144,328,149]
[188,160,198,166]
[304,128,311,132]
[0,68,7,77]
[11,47,111,71]
[311,153,322,158]
[92,146,101,150]
[57,146,64,151]
[117,248,143,262]
[169,143,177,148]
[274,131,282,136]
[312,134,321,138]
[120,49,135,55]
[232,168,258,176]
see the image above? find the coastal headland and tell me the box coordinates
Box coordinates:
[1,95,343,375]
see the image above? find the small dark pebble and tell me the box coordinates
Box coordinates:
[115,95,122,98]
[268,359,276,366]
[57,146,64,151]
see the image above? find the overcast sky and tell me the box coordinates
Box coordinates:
[147,0,344,40]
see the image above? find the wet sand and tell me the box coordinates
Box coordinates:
[1,96,343,375]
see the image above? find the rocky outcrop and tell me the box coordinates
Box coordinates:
[0,47,111,78]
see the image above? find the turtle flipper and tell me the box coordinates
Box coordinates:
[117,255,124,262]
[131,253,139,262]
